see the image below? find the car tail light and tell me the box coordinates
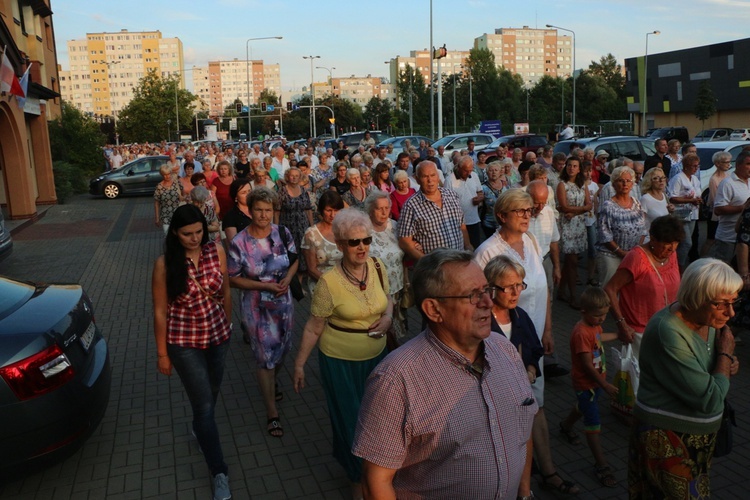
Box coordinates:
[0,344,75,400]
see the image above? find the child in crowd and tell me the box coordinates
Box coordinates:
[559,286,619,488]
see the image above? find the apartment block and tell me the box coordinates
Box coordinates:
[387,49,470,86]
[192,59,281,117]
[59,29,183,118]
[474,26,572,84]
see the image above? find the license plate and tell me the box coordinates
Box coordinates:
[80,322,96,352]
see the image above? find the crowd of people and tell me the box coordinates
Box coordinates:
[149,133,747,500]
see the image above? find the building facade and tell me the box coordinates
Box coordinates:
[0,0,60,219]
[474,27,572,85]
[387,49,470,88]
[59,29,183,121]
[625,37,750,135]
[191,59,281,117]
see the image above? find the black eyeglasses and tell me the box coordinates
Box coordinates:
[492,282,528,294]
[432,285,494,305]
[346,236,373,247]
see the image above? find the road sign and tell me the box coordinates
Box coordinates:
[329,118,336,124]
[267,105,275,112]
[293,104,300,111]
[229,118,237,130]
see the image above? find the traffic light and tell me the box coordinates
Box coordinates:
[433,45,447,59]
[286,101,292,111]
[235,102,242,113]
[261,102,267,112]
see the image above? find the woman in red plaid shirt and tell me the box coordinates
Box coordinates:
[152,204,233,500]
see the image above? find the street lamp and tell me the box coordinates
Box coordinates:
[104,60,120,145]
[452,64,460,134]
[642,30,661,135]
[546,24,576,128]
[316,65,335,137]
[526,81,531,123]
[246,36,282,141]
[303,55,321,138]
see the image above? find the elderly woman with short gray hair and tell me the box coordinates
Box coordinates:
[366,191,407,341]
[597,166,645,286]
[630,258,741,498]
[342,168,371,210]
[294,208,392,496]
[390,170,416,221]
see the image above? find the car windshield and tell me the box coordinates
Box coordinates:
[732,129,746,134]
[694,130,713,138]
[696,148,724,170]
[0,277,35,320]
[430,136,456,148]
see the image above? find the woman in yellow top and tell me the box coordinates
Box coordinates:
[293,208,393,499]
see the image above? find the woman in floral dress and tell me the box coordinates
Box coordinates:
[302,191,344,295]
[276,167,314,274]
[228,187,297,438]
[154,164,184,234]
[556,156,592,309]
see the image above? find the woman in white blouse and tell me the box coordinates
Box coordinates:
[639,167,673,242]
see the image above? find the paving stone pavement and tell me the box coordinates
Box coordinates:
[0,195,747,499]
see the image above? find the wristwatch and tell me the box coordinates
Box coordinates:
[517,492,535,500]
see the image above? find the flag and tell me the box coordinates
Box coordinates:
[16,63,31,109]
[0,48,24,97]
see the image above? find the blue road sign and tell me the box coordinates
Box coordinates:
[267,105,275,112]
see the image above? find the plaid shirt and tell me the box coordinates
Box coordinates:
[167,241,231,348]
[353,329,537,499]
[397,188,465,254]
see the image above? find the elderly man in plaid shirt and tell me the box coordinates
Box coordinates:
[353,249,537,499]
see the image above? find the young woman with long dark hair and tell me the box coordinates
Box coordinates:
[152,204,233,500]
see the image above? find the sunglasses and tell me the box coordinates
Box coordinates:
[346,236,373,247]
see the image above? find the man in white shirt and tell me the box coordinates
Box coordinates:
[270,146,290,178]
[445,156,484,249]
[559,124,574,141]
[436,145,452,176]
[711,150,750,262]
[248,143,266,163]
[304,146,320,168]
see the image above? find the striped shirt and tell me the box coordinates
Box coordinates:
[353,329,537,499]
[397,188,465,254]
[167,240,231,348]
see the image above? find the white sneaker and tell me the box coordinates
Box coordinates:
[213,473,231,500]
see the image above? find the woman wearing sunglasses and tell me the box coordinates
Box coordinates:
[293,208,393,500]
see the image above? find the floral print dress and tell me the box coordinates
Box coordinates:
[227,225,295,369]
[559,181,587,254]
[154,181,183,226]
[278,187,314,272]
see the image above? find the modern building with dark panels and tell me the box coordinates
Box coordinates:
[625,37,750,135]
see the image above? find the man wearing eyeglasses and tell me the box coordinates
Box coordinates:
[353,250,537,499]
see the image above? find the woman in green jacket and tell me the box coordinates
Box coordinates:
[629,258,741,498]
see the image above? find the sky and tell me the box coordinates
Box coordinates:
[53,0,750,95]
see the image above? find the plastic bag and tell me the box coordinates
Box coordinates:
[610,344,640,423]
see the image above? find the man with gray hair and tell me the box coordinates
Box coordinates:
[711,149,750,262]
[398,161,472,259]
[353,249,537,499]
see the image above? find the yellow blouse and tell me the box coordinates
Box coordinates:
[311,258,390,361]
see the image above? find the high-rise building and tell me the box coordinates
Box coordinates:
[387,49,470,87]
[191,59,281,117]
[309,76,395,109]
[59,29,184,119]
[474,26,572,84]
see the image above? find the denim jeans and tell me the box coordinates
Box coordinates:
[168,341,230,476]
[677,220,696,269]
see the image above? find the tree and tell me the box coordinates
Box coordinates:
[259,89,279,107]
[464,48,524,133]
[694,81,717,132]
[588,54,626,100]
[363,96,393,130]
[395,65,430,132]
[49,101,106,175]
[117,70,197,142]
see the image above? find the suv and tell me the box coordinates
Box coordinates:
[338,131,393,154]
[648,127,690,144]
[553,136,656,162]
[430,133,496,152]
